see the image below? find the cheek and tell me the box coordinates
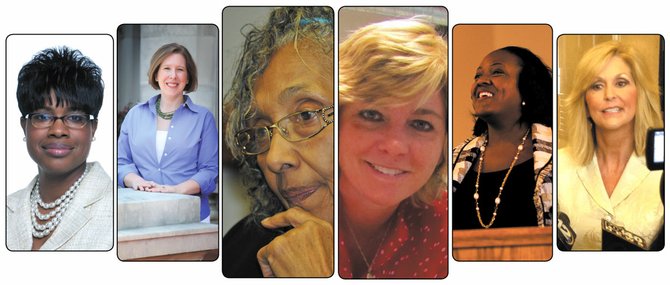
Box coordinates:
[412,136,444,172]
[310,128,334,177]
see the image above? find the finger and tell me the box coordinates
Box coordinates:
[261,207,317,229]
[256,245,275,277]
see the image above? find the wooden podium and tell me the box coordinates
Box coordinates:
[453,226,552,261]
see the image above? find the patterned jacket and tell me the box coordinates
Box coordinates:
[452,123,553,226]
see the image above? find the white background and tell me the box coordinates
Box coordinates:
[1,0,668,284]
[5,34,114,194]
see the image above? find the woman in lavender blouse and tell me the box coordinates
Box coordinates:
[118,43,219,222]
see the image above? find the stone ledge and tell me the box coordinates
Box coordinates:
[118,187,200,230]
[118,223,218,260]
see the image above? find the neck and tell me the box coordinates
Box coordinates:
[38,162,87,202]
[159,94,184,111]
[339,190,396,242]
[486,121,530,145]
[594,127,635,168]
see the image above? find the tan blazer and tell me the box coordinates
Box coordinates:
[6,161,113,251]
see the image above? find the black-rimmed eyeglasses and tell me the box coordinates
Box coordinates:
[23,113,96,129]
[235,105,334,155]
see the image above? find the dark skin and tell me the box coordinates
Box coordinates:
[471,50,533,171]
[20,95,96,249]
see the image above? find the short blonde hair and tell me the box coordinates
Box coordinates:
[339,18,448,205]
[563,40,663,165]
[147,43,198,93]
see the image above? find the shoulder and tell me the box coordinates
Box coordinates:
[7,185,32,213]
[184,96,214,116]
[81,162,113,207]
[122,98,154,121]
[557,148,579,169]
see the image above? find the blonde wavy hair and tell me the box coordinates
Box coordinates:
[563,40,664,165]
[339,18,448,205]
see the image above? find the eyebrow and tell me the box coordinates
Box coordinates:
[414,108,444,119]
[593,73,633,81]
[278,85,308,103]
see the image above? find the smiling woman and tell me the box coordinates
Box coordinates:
[338,17,448,278]
[558,39,664,251]
[452,46,553,232]
[6,46,112,251]
[117,43,219,223]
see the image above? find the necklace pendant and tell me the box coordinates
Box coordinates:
[366,272,375,278]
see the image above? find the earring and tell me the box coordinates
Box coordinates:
[23,137,26,142]
[522,101,526,106]
[91,137,96,142]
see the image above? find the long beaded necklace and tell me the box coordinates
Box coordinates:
[155,97,178,120]
[344,216,392,278]
[474,128,529,228]
[31,165,89,238]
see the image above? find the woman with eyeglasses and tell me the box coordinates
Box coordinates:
[7,47,113,250]
[222,7,334,277]
[117,43,218,223]
[338,18,448,278]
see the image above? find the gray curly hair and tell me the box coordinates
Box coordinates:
[224,7,334,225]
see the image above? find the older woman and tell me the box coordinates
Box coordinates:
[7,46,112,250]
[222,7,334,277]
[558,40,664,250]
[452,46,553,230]
[339,18,448,278]
[117,43,219,222]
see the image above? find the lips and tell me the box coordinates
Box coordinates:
[473,88,496,99]
[602,107,623,113]
[42,143,74,157]
[165,82,180,88]
[366,161,408,176]
[280,185,319,205]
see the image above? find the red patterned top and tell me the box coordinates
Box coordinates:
[339,195,448,278]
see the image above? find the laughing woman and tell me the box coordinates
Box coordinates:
[452,46,553,230]
[338,18,448,278]
[7,47,113,250]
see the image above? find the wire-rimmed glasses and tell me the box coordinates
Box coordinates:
[235,105,334,155]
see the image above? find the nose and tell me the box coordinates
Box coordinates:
[263,128,299,174]
[47,117,70,137]
[475,73,492,85]
[376,126,409,156]
[604,85,616,101]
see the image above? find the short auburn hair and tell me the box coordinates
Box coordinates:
[147,43,198,93]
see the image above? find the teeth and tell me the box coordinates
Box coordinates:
[370,163,404,176]
[603,107,622,113]
[478,91,493,98]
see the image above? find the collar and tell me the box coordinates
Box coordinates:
[145,94,199,115]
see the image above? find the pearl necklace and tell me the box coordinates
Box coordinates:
[30,165,89,238]
[474,128,529,228]
[344,216,392,278]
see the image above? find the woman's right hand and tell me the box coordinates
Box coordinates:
[124,173,158,191]
[131,180,158,191]
[256,207,333,277]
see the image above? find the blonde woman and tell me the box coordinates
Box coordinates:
[558,40,664,250]
[339,18,448,278]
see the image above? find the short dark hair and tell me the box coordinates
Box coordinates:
[474,46,552,135]
[147,43,198,92]
[17,46,104,117]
